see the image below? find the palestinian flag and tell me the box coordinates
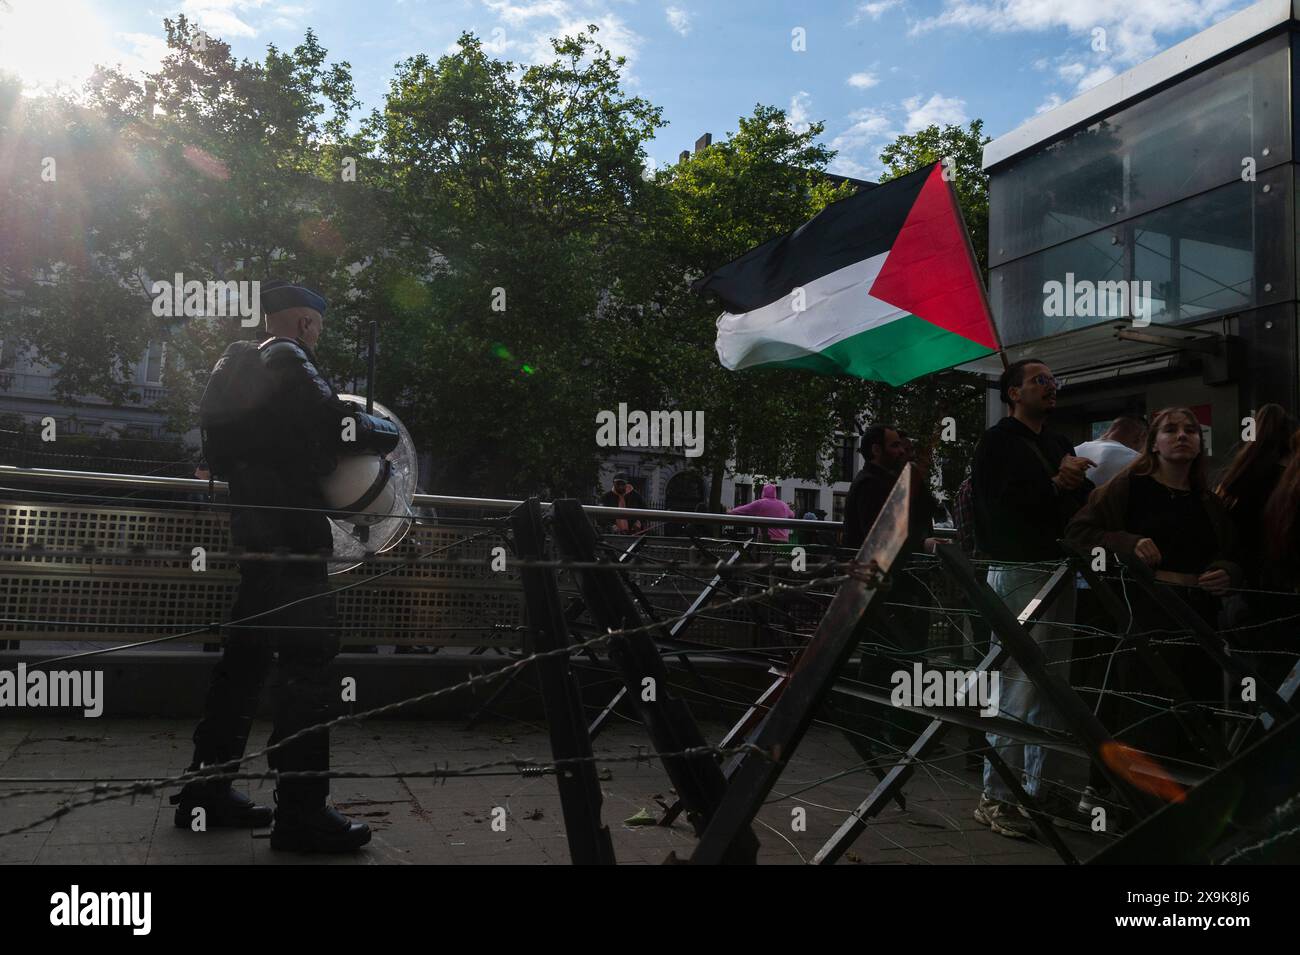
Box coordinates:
[692,162,999,386]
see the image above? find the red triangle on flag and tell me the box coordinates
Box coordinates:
[867,164,999,351]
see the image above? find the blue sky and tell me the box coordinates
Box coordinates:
[0,0,1254,179]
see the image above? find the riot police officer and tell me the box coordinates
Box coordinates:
[172,280,397,853]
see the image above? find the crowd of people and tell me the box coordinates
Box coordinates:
[588,366,1297,841]
[851,358,1299,839]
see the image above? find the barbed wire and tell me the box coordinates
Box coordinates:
[3,490,1297,860]
[0,743,775,839]
[0,568,861,838]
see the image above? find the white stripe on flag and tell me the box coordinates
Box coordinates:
[714,252,905,370]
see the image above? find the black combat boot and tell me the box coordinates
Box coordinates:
[171,779,274,829]
[270,794,371,853]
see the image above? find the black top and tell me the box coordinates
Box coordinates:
[972,416,1089,561]
[1125,475,1218,574]
[1222,461,1286,584]
[201,336,356,553]
[842,461,898,550]
[600,488,646,509]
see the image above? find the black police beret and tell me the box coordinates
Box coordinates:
[261,280,328,315]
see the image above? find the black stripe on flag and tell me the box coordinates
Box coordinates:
[690,163,934,314]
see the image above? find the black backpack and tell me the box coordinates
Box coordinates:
[199,339,278,479]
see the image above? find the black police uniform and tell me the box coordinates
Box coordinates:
[179,328,397,848]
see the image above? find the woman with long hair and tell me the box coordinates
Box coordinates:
[1065,408,1242,775]
[1258,431,1300,687]
[1265,430,1300,580]
[1216,403,1297,584]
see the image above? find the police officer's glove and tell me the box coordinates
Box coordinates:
[348,410,401,455]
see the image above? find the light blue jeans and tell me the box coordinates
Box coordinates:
[982,564,1077,802]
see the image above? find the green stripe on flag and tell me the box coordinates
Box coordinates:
[738,313,993,386]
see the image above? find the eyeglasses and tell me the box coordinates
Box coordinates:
[1028,373,1059,389]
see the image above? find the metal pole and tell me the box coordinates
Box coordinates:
[0,464,904,534]
[366,320,377,416]
[690,464,922,864]
[510,497,616,865]
[812,560,1077,864]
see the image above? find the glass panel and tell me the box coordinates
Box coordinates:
[1237,303,1299,412]
[990,170,1289,346]
[990,34,1289,265]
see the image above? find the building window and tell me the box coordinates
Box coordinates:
[144,341,165,385]
[832,492,847,523]
[836,433,857,482]
[794,488,820,516]
[734,482,753,507]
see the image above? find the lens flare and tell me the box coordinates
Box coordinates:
[181,145,230,181]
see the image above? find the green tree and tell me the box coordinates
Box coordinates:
[358,28,666,497]
[1,15,367,437]
[624,105,873,508]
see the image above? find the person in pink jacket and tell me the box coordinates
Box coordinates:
[729,483,795,542]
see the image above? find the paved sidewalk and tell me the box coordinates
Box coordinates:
[0,718,1098,864]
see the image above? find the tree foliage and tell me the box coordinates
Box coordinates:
[1,19,996,505]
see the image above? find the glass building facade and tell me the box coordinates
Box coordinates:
[984,20,1300,452]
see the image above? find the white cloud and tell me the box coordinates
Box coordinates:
[902,92,967,132]
[666,6,692,36]
[483,27,512,55]
[830,107,894,153]
[830,93,971,178]
[524,14,642,70]
[851,0,902,23]
[269,4,310,28]
[847,71,879,89]
[827,155,876,180]
[483,0,571,25]
[118,32,172,69]
[827,106,898,179]
[1057,60,1087,83]
[788,90,813,132]
[1054,57,1118,92]
[183,0,270,40]
[1035,92,1064,113]
[475,2,645,76]
[908,0,1240,65]
[1077,63,1116,90]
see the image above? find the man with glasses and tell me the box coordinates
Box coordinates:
[970,359,1094,837]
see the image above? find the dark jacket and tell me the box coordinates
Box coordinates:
[600,487,646,532]
[224,337,357,554]
[972,416,1090,561]
[1064,471,1243,584]
[841,460,897,550]
[1220,460,1286,587]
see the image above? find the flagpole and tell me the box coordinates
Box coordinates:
[942,162,1009,371]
